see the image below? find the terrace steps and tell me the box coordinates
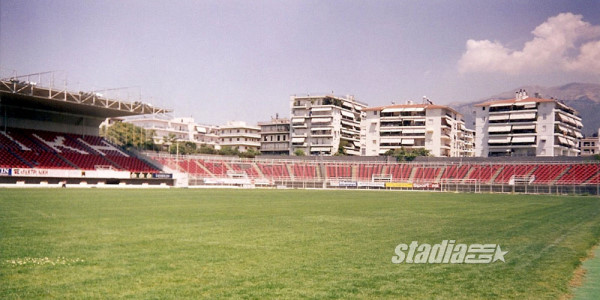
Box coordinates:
[286,164,294,180]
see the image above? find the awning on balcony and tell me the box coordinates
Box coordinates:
[291,137,305,143]
[401,139,414,145]
[312,117,332,123]
[488,125,511,133]
[311,147,331,152]
[341,110,355,118]
[489,137,511,144]
[512,124,536,130]
[510,112,536,120]
[291,117,305,123]
[311,107,332,112]
[489,114,509,121]
[381,107,405,113]
[403,107,425,112]
[557,136,569,145]
[512,136,535,143]
[402,128,426,134]
[557,124,568,133]
[515,102,536,108]
[490,102,512,108]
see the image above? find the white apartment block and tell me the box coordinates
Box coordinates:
[475,90,583,157]
[118,115,220,148]
[219,121,261,152]
[290,95,367,156]
[258,117,290,155]
[361,102,473,157]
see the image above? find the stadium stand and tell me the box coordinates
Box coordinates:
[556,164,599,185]
[291,163,317,179]
[137,152,600,195]
[229,162,260,178]
[327,164,353,179]
[201,160,229,176]
[387,164,413,181]
[257,163,289,179]
[413,166,442,182]
[531,164,569,184]
[0,128,159,172]
[358,164,383,180]
[440,165,471,181]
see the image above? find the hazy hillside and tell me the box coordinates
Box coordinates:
[451,83,600,136]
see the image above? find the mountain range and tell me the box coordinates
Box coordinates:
[450,83,600,136]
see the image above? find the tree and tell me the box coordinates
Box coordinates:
[334,140,349,156]
[385,147,430,161]
[294,149,305,156]
[239,148,260,158]
[198,144,217,155]
[218,146,239,156]
[101,121,156,151]
[163,133,178,153]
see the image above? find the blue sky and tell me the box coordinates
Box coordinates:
[1,0,599,125]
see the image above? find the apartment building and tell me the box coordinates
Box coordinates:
[474,90,583,157]
[117,115,220,149]
[580,129,599,156]
[258,116,290,155]
[219,121,261,152]
[361,101,473,157]
[290,95,367,156]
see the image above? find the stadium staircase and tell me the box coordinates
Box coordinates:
[408,167,417,182]
[315,164,322,180]
[286,164,295,180]
[489,166,504,184]
[252,164,264,178]
[435,167,445,182]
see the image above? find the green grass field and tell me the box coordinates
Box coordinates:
[1,189,600,299]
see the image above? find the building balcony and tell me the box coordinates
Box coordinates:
[219,133,261,139]
[260,128,290,134]
[220,141,261,147]
[311,133,333,138]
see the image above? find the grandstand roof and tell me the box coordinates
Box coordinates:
[0,79,171,118]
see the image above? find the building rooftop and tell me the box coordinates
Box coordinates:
[363,103,460,115]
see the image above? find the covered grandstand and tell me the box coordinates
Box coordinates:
[0,72,175,186]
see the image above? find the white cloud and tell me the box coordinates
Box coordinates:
[458,13,600,74]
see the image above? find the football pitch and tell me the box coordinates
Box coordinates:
[1,189,599,299]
